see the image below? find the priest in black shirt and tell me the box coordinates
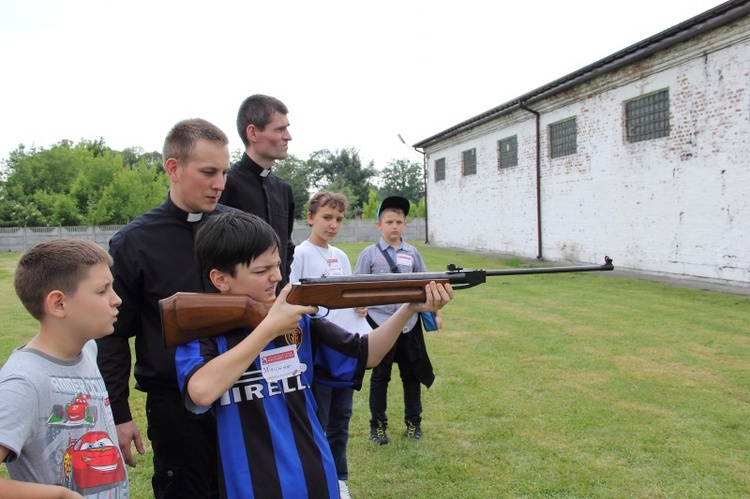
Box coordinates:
[219,94,296,288]
[97,118,234,499]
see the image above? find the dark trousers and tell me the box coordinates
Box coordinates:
[368,326,423,426]
[146,386,219,499]
[313,383,354,481]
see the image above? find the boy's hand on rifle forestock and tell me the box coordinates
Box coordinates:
[406,281,453,314]
[266,284,319,336]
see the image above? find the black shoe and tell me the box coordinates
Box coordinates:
[370,421,389,445]
[405,420,422,440]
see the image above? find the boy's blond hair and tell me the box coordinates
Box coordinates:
[14,239,112,320]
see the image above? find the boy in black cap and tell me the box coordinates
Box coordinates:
[354,196,443,444]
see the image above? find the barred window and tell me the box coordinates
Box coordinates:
[434,158,445,182]
[498,135,518,168]
[462,148,476,176]
[626,89,670,143]
[549,117,577,158]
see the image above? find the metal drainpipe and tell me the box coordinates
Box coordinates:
[420,148,429,244]
[519,101,543,260]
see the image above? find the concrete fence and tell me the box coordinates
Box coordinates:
[0,219,427,253]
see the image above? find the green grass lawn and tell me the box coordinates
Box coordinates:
[1,245,749,498]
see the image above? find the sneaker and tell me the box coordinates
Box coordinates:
[369,421,389,445]
[405,420,422,440]
[338,480,351,499]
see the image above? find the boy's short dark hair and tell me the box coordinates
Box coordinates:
[163,118,229,165]
[236,94,289,147]
[195,211,281,278]
[14,239,112,320]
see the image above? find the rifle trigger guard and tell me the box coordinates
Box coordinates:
[309,306,330,319]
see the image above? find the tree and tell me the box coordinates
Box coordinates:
[88,164,169,224]
[70,151,124,217]
[411,197,426,218]
[3,200,48,227]
[121,146,162,171]
[3,141,84,201]
[0,144,33,181]
[49,193,83,226]
[378,158,424,205]
[306,148,376,214]
[272,154,311,219]
[361,189,379,219]
[230,148,244,165]
[84,138,109,158]
[1,141,87,226]
[0,140,167,226]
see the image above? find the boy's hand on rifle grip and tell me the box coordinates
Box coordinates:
[267,284,319,336]
[408,281,453,313]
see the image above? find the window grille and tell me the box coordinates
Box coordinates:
[462,149,477,176]
[434,158,445,181]
[626,89,670,143]
[498,135,518,168]
[549,117,577,158]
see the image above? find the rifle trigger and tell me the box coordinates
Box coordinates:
[309,306,330,319]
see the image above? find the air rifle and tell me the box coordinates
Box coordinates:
[160,257,614,347]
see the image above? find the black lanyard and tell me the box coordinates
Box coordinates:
[379,245,400,273]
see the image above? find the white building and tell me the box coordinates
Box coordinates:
[415,0,750,287]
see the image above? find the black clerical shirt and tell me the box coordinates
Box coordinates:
[219,153,296,287]
[96,196,236,424]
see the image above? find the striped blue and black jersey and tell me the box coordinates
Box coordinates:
[176,315,369,499]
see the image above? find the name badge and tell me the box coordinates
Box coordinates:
[327,258,344,275]
[260,345,302,383]
[397,253,413,267]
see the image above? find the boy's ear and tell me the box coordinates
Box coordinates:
[209,269,231,292]
[306,212,314,226]
[45,290,67,319]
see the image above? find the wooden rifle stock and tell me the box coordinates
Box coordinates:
[160,293,274,348]
[160,257,614,347]
[159,279,448,348]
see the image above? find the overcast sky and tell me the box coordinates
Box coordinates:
[0,0,725,169]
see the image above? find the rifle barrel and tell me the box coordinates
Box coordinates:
[485,258,614,277]
[298,257,614,286]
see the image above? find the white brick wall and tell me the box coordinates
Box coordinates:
[424,15,750,285]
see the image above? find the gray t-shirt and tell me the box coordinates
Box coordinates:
[0,340,129,497]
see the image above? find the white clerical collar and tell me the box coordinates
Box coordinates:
[260,168,271,178]
[187,212,203,222]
